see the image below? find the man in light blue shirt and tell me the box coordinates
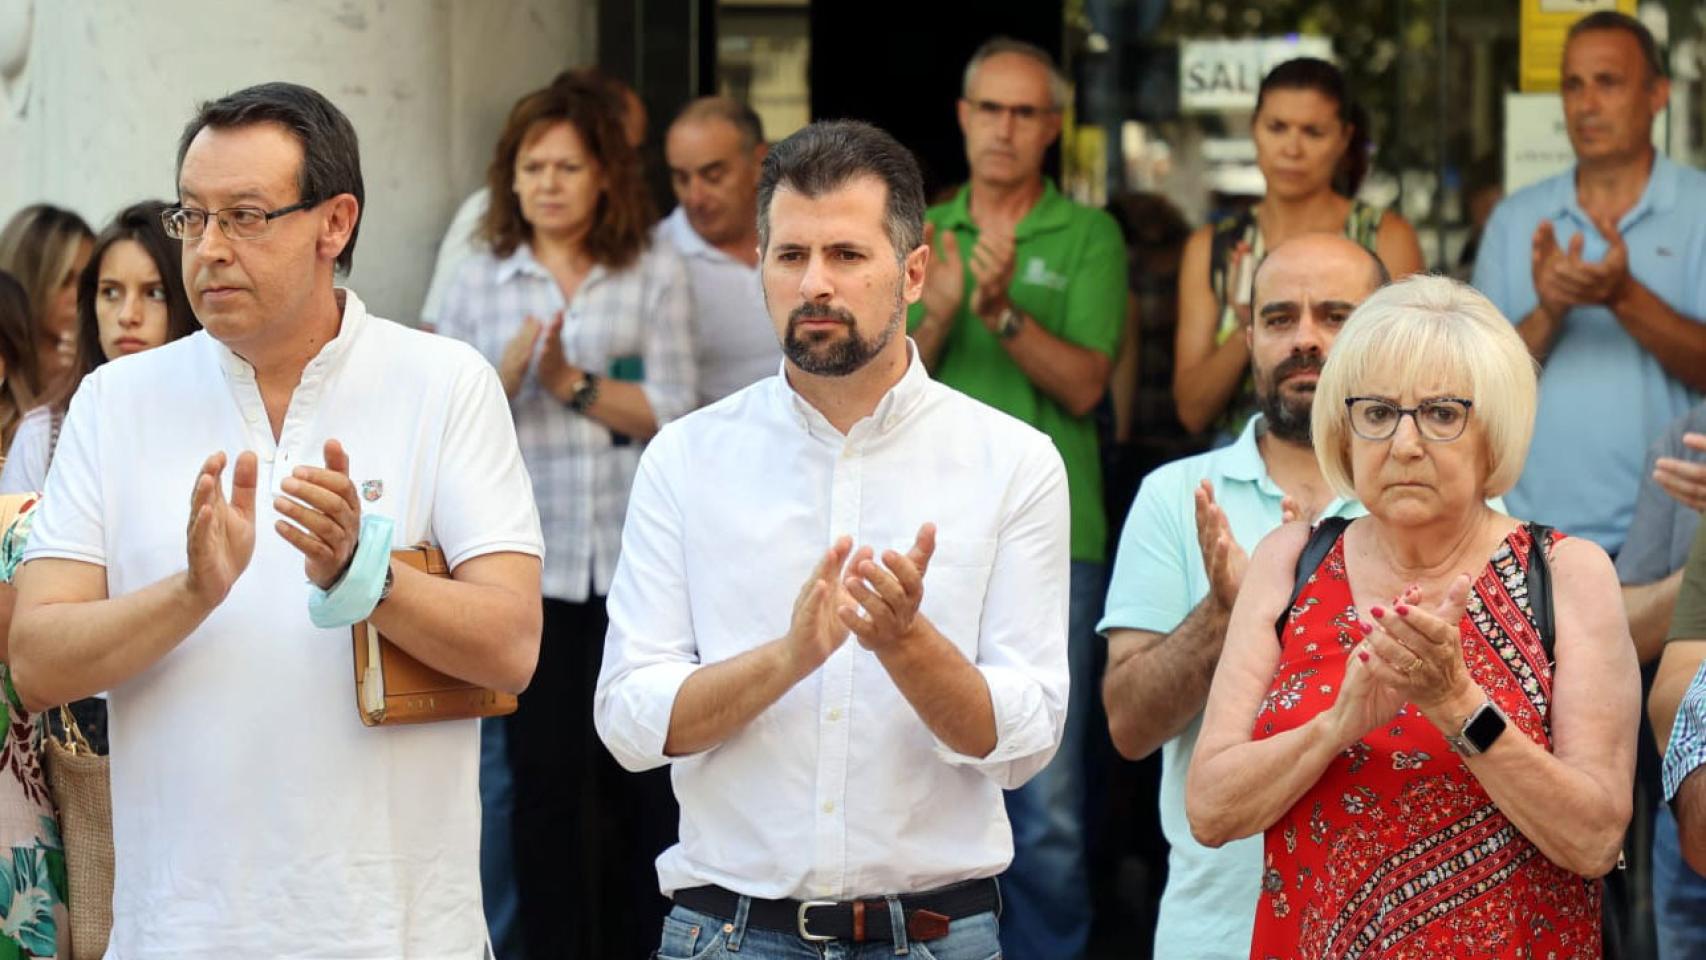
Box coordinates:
[1471,11,1706,556]
[1100,233,1388,959]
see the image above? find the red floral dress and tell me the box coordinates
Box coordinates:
[1248,524,1600,959]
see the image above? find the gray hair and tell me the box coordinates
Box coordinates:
[756,120,925,262]
[176,81,365,274]
[962,37,1070,111]
[670,96,766,153]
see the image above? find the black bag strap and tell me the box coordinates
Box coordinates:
[1275,516,1352,639]
[1207,208,1257,308]
[1524,521,1556,664]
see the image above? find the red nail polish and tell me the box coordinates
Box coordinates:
[1395,604,1410,616]
[1358,620,1374,635]
[1371,606,1385,619]
[1358,651,1370,662]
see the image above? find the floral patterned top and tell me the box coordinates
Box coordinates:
[1249,524,1599,959]
[0,495,69,958]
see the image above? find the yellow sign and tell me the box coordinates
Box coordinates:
[1520,0,1638,92]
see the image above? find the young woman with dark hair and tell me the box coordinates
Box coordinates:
[1173,57,1425,439]
[0,200,200,494]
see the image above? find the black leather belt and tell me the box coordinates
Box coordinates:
[673,878,999,943]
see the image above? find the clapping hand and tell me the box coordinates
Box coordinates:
[839,523,937,652]
[1360,575,1476,715]
[1194,480,1247,612]
[185,450,258,606]
[274,439,363,590]
[1654,432,1706,513]
[783,537,854,676]
[498,315,543,398]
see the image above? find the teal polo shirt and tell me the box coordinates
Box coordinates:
[908,180,1126,563]
[1097,415,1365,959]
[1472,153,1706,553]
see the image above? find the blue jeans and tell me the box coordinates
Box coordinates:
[1654,802,1706,959]
[480,715,525,960]
[656,902,1002,959]
[998,560,1102,960]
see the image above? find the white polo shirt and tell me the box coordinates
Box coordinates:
[24,289,544,960]
[658,206,780,406]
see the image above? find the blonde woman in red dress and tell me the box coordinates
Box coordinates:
[1186,275,1638,959]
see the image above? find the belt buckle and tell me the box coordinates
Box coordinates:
[797,900,837,942]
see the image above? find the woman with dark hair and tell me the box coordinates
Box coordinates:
[0,273,41,455]
[0,205,94,399]
[1173,57,1423,439]
[436,75,694,959]
[0,201,200,494]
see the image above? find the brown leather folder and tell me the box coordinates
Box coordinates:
[351,545,519,726]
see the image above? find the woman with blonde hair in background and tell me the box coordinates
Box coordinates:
[0,205,94,399]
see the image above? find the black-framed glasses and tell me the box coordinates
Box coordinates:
[1345,396,1475,442]
[160,199,319,242]
[963,98,1058,124]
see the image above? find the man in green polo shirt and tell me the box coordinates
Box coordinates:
[907,36,1125,960]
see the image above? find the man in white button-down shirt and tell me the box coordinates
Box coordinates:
[596,119,1071,958]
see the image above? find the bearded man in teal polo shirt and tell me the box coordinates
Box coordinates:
[907,35,1125,960]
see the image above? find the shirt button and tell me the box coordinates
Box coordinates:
[826,708,841,722]
[822,800,835,814]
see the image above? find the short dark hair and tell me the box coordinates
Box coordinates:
[176,82,365,274]
[61,200,201,413]
[1250,238,1391,316]
[1567,10,1665,82]
[1256,58,1371,197]
[756,120,925,261]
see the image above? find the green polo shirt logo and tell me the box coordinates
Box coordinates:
[1020,257,1069,291]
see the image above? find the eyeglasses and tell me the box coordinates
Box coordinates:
[160,199,319,242]
[964,98,1058,124]
[1345,396,1475,442]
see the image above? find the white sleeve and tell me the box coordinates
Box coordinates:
[0,409,52,495]
[21,382,105,567]
[594,431,701,772]
[932,437,1072,789]
[429,352,544,569]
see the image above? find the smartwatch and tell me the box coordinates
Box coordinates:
[1444,698,1509,756]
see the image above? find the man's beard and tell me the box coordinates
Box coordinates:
[781,291,904,377]
[1255,352,1323,444]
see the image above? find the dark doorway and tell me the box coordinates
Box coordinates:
[809,1,1065,200]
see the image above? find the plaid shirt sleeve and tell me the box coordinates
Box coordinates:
[1663,661,1706,803]
[638,246,697,424]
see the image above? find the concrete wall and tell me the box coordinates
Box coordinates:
[0,0,593,324]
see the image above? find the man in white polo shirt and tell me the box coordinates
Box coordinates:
[10,82,544,959]
[596,119,1069,958]
[660,96,781,405]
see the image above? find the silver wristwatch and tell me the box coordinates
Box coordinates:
[1444,698,1509,756]
[996,305,1026,340]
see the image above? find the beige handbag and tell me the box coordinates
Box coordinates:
[43,706,112,960]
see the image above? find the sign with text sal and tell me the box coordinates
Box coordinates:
[1179,37,1334,114]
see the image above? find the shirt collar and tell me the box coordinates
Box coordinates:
[663,207,718,261]
[937,178,1072,240]
[779,339,932,440]
[1552,151,1679,231]
[214,286,368,381]
[494,243,555,285]
[1213,414,1270,485]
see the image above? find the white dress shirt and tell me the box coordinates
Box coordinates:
[437,242,696,601]
[657,206,781,405]
[595,345,1071,901]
